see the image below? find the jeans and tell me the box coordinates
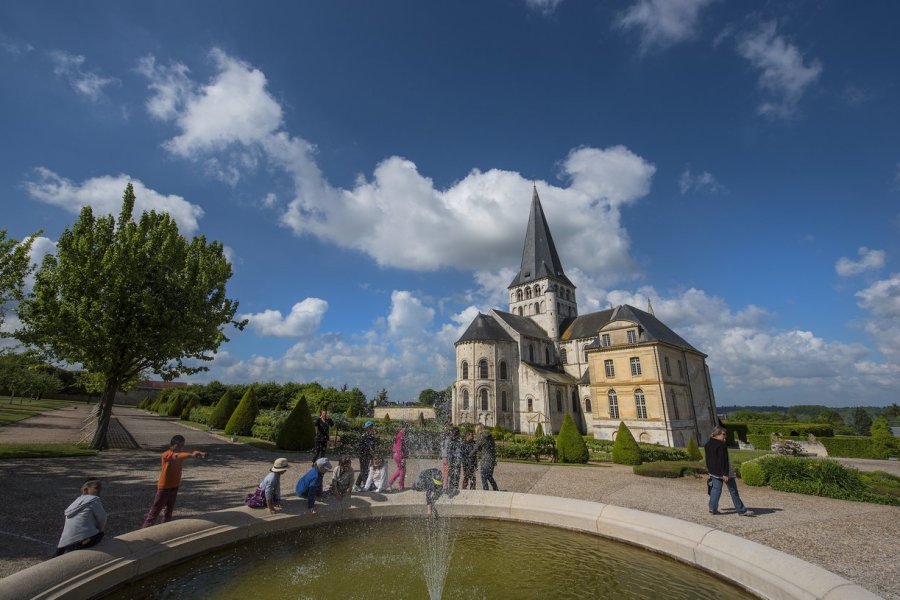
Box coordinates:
[55,531,104,556]
[480,466,498,491]
[312,438,328,462]
[142,487,179,527]
[300,483,322,509]
[708,476,747,513]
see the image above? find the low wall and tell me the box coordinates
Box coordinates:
[373,406,434,421]
[0,492,877,600]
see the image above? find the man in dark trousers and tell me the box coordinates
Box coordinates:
[312,409,334,464]
[353,420,376,492]
[704,426,755,517]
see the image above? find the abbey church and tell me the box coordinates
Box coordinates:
[452,187,718,447]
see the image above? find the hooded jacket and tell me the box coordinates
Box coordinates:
[57,495,107,548]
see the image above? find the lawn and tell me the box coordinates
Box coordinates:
[0,443,97,458]
[0,398,78,426]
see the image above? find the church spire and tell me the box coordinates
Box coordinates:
[508,185,573,288]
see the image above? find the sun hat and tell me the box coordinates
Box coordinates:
[271,457,290,473]
[315,458,333,471]
[364,420,374,428]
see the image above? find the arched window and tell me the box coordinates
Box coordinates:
[571,390,578,411]
[461,361,468,379]
[545,348,550,364]
[479,359,489,379]
[526,287,532,299]
[635,389,647,419]
[560,348,567,364]
[501,391,508,412]
[481,388,489,411]
[462,390,469,410]
[527,397,533,412]
[529,344,534,362]
[639,432,650,443]
[608,390,619,419]
[500,361,508,380]
[516,289,523,301]
[518,306,523,316]
[556,390,562,412]
[534,302,540,314]
[534,284,541,296]
[584,397,592,413]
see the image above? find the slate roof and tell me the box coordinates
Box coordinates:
[508,186,574,288]
[455,313,515,344]
[564,304,702,354]
[492,309,551,340]
[522,361,580,385]
[560,308,615,340]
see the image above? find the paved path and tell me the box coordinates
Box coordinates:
[0,407,897,599]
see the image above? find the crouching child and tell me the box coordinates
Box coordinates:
[56,479,107,556]
[328,456,355,500]
[296,458,332,514]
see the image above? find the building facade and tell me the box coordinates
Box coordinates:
[451,186,718,446]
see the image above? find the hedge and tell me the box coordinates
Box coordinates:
[739,459,766,486]
[557,414,589,463]
[187,405,213,426]
[686,437,702,461]
[276,394,315,451]
[818,436,875,459]
[724,422,833,444]
[638,444,690,463]
[251,409,290,442]
[208,391,237,429]
[612,422,641,465]
[225,387,260,436]
[633,461,707,478]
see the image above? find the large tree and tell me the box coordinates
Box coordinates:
[16,184,244,448]
[0,229,39,331]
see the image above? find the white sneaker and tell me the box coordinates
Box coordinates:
[352,485,360,492]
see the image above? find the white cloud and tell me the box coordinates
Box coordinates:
[23,236,57,293]
[678,167,723,194]
[48,50,117,101]
[525,0,563,15]
[616,0,715,52]
[140,49,655,283]
[387,291,435,337]
[240,298,328,338]
[856,273,900,363]
[835,247,886,277]
[1,37,34,56]
[24,168,205,234]
[736,22,823,118]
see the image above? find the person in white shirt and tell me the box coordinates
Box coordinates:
[363,456,388,492]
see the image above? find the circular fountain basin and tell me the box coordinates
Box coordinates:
[0,490,877,600]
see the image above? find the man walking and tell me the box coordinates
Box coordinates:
[473,424,498,491]
[704,426,754,517]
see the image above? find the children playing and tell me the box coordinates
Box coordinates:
[142,435,208,528]
[296,457,332,514]
[56,479,107,556]
[328,455,355,500]
[363,455,388,492]
[252,457,290,514]
[413,468,444,517]
[461,430,477,490]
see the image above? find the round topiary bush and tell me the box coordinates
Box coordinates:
[686,436,702,461]
[208,391,237,429]
[557,414,589,464]
[225,387,260,437]
[612,422,642,465]
[739,459,766,486]
[276,394,316,451]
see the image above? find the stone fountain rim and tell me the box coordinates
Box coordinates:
[0,490,878,600]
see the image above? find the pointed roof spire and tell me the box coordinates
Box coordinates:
[508,185,574,288]
[647,297,655,316]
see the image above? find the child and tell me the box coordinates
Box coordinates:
[257,457,290,514]
[296,457,332,514]
[387,426,410,491]
[328,455,355,500]
[56,479,107,556]
[413,468,444,517]
[142,435,208,528]
[460,431,477,490]
[363,455,388,492]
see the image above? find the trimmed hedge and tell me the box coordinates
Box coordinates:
[686,437,702,461]
[251,409,290,442]
[739,459,766,486]
[187,405,213,426]
[276,394,315,451]
[612,422,641,465]
[557,414,589,464]
[724,422,833,444]
[639,444,690,463]
[818,436,875,459]
[633,461,707,478]
[225,387,260,436]
[208,391,237,429]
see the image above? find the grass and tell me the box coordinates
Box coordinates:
[0,398,78,426]
[700,448,772,463]
[178,420,211,432]
[0,443,98,459]
[236,435,279,452]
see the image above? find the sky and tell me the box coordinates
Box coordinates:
[1,1,898,407]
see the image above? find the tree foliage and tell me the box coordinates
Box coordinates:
[0,351,63,400]
[225,386,259,436]
[612,422,642,465]
[851,408,873,436]
[276,394,315,451]
[14,184,243,448]
[533,422,544,437]
[0,229,39,331]
[556,413,589,463]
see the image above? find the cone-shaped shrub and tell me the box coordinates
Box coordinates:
[208,391,237,429]
[557,414,589,463]
[167,392,185,418]
[384,413,391,423]
[612,422,642,465]
[225,387,260,436]
[276,394,316,451]
[686,436,702,461]
[534,422,544,437]
[418,411,426,428]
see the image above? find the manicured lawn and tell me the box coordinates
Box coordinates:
[0,398,78,426]
[0,443,97,459]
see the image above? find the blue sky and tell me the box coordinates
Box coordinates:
[1,1,898,407]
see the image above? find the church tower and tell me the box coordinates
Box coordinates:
[507,185,577,340]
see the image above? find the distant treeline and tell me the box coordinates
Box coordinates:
[718,404,900,435]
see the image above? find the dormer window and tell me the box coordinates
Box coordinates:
[627,329,637,344]
[601,333,611,347]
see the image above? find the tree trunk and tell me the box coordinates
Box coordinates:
[89,379,118,450]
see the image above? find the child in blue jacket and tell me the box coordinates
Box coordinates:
[296,458,332,513]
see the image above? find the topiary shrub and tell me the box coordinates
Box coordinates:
[418,411,426,428]
[686,437,702,461]
[166,392,186,418]
[208,391,237,429]
[534,422,544,437]
[225,387,260,437]
[639,444,690,463]
[870,417,898,459]
[739,459,766,486]
[276,394,316,451]
[557,414,589,464]
[383,413,391,424]
[180,397,195,421]
[633,461,707,478]
[612,422,642,465]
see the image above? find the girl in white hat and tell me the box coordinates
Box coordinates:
[259,458,290,514]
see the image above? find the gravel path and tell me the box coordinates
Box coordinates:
[0,407,897,599]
